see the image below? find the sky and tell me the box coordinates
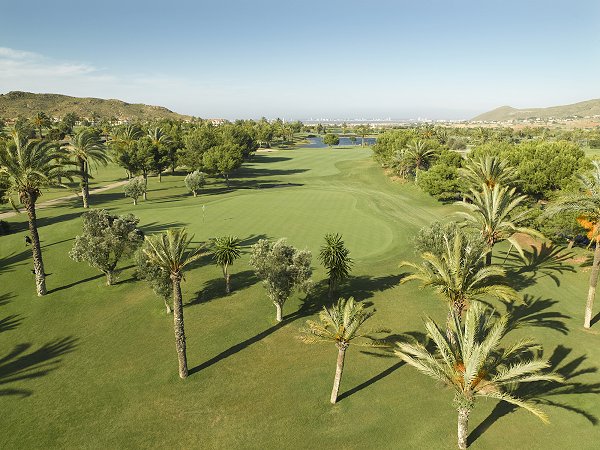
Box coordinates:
[0,0,599,120]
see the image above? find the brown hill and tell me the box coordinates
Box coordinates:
[0,91,191,121]
[472,99,600,122]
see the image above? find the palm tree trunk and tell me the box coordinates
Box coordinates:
[485,249,492,266]
[171,274,188,378]
[223,265,230,294]
[330,344,347,404]
[143,172,148,200]
[584,240,600,328]
[275,302,283,322]
[457,407,470,449]
[25,199,47,296]
[80,159,89,208]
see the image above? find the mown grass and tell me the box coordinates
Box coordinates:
[0,147,599,449]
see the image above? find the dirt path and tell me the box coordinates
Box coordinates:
[0,180,128,220]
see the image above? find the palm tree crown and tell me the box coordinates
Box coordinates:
[396,302,563,449]
[456,184,542,263]
[459,155,518,189]
[143,228,202,278]
[0,131,69,206]
[300,297,380,349]
[401,229,518,318]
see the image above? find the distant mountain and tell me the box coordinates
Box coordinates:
[472,99,600,122]
[0,91,191,121]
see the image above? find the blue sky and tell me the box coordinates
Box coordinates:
[0,0,599,119]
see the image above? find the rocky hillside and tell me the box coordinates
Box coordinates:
[0,91,191,121]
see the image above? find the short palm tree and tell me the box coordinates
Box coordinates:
[65,129,108,208]
[318,233,353,299]
[31,112,51,139]
[0,131,71,295]
[300,297,386,404]
[212,235,241,294]
[544,160,600,328]
[395,302,563,449]
[143,228,204,378]
[400,228,518,336]
[404,139,438,182]
[456,184,542,265]
[459,155,518,190]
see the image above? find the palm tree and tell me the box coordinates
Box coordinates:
[456,184,542,265]
[400,228,518,337]
[459,155,518,190]
[395,302,563,449]
[300,297,386,404]
[544,160,600,328]
[143,228,204,378]
[64,129,108,208]
[147,127,172,181]
[404,139,438,182]
[318,233,353,299]
[212,236,241,294]
[31,112,51,139]
[0,131,71,295]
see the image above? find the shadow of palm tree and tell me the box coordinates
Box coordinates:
[186,270,259,307]
[504,244,576,291]
[503,295,571,335]
[0,293,22,334]
[338,332,428,401]
[0,249,32,273]
[0,336,78,398]
[469,345,600,445]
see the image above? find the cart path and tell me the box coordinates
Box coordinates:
[0,180,128,220]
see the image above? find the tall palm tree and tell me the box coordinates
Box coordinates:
[459,155,518,190]
[395,302,563,449]
[147,127,172,182]
[544,160,600,328]
[456,184,542,265]
[0,131,71,295]
[143,228,204,378]
[400,228,517,337]
[318,233,353,299]
[212,236,241,294]
[64,129,108,208]
[300,297,386,404]
[404,139,437,182]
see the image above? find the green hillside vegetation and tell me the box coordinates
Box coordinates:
[472,98,600,122]
[0,91,191,121]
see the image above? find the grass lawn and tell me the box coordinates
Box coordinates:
[1,147,599,449]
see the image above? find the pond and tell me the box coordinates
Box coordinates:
[304,136,377,148]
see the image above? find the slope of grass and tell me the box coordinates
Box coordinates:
[1,147,599,449]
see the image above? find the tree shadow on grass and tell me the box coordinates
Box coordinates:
[0,293,22,335]
[503,243,576,291]
[502,295,571,335]
[6,211,83,234]
[469,345,600,446]
[339,331,429,401]
[337,273,406,301]
[189,316,294,376]
[0,336,78,398]
[186,270,259,307]
[0,249,31,273]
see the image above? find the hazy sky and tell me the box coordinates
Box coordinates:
[0,0,599,120]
